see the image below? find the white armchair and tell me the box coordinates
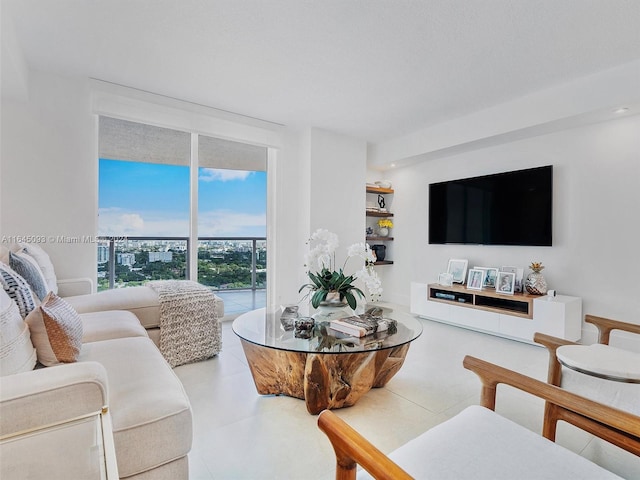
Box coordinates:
[535,314,640,456]
[0,361,119,479]
[318,356,639,480]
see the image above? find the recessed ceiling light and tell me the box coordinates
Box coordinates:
[614,107,629,114]
[390,163,396,168]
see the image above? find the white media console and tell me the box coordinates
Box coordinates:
[410,282,582,345]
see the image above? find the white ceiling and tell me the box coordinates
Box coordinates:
[3,0,640,143]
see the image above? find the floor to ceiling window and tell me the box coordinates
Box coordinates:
[197,135,267,290]
[97,116,267,294]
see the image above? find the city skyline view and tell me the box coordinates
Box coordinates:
[98,159,267,238]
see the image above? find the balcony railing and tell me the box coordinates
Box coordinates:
[97,236,266,292]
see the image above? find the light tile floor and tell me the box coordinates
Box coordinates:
[175,303,640,480]
[215,289,266,318]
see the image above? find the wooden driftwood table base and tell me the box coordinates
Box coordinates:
[240,339,411,414]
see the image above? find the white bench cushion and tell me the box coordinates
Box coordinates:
[359,405,622,479]
[79,337,192,477]
[66,286,161,329]
[80,310,148,343]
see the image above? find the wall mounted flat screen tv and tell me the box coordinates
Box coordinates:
[429,165,552,246]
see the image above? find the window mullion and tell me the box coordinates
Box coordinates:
[189,133,199,280]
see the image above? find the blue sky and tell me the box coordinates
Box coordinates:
[98,159,266,237]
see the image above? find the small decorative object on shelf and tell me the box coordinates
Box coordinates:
[526,262,548,295]
[377,218,393,237]
[371,244,386,262]
[374,180,392,189]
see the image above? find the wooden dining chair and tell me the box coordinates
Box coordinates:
[534,314,640,455]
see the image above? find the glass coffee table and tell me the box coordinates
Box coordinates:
[233,306,423,414]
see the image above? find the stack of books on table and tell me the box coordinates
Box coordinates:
[329,316,392,337]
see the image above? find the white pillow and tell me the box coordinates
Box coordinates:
[19,243,58,295]
[0,289,37,376]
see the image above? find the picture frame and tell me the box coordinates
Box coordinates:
[475,266,498,289]
[514,268,524,293]
[447,259,468,284]
[438,272,453,286]
[466,269,484,290]
[496,271,516,295]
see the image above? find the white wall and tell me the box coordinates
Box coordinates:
[308,128,366,257]
[380,114,640,341]
[292,128,368,311]
[1,70,97,281]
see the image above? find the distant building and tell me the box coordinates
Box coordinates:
[97,245,109,264]
[117,253,136,266]
[149,251,173,263]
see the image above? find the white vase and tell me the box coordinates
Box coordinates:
[313,303,352,322]
[379,227,389,237]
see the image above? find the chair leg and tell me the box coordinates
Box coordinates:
[542,403,559,441]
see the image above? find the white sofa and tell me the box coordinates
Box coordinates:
[0,244,224,479]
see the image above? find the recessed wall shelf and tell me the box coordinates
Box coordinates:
[366,185,394,265]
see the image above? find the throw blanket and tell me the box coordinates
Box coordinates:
[147,280,222,367]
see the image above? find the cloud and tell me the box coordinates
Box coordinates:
[98,208,188,237]
[98,208,145,235]
[98,208,265,238]
[199,169,252,182]
[198,210,266,237]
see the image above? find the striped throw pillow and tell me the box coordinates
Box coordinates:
[0,262,37,318]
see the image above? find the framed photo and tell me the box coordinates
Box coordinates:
[475,266,498,288]
[501,266,523,292]
[438,272,453,286]
[447,259,468,284]
[514,268,524,293]
[466,269,484,290]
[496,271,516,295]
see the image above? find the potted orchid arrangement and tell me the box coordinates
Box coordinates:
[299,229,382,309]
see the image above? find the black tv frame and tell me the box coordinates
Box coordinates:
[428,165,553,246]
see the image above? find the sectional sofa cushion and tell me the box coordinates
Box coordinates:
[0,262,37,318]
[9,252,49,301]
[80,310,148,343]
[79,336,192,477]
[26,293,83,366]
[66,286,161,330]
[0,289,37,376]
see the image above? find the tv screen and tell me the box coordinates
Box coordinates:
[429,166,552,246]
